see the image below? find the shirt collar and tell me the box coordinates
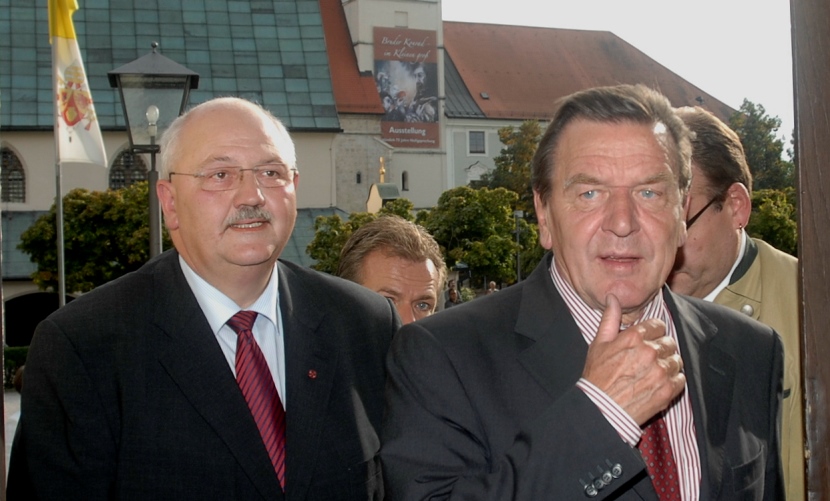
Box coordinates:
[702,229,747,302]
[548,256,667,344]
[178,256,280,333]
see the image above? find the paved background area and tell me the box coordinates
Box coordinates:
[4,389,21,477]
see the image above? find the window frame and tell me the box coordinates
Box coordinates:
[468,130,486,156]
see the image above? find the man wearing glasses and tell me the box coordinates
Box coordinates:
[668,106,803,500]
[8,97,400,500]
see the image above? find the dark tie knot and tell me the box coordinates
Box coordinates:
[227,310,258,335]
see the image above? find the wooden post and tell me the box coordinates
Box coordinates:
[791,0,830,497]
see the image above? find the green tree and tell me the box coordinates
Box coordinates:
[305,199,416,274]
[478,120,543,220]
[729,100,795,190]
[18,182,172,293]
[746,187,798,256]
[420,186,538,286]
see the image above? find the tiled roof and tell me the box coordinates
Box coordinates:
[1,211,43,279]
[443,21,735,122]
[444,51,485,119]
[319,0,383,114]
[0,0,340,131]
[281,207,350,268]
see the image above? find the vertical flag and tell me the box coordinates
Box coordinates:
[49,0,107,166]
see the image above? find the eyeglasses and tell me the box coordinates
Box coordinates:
[685,196,719,229]
[169,165,296,192]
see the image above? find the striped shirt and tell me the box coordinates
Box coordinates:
[549,260,701,500]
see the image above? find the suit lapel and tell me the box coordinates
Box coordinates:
[152,252,284,500]
[515,256,589,399]
[278,262,339,500]
[665,290,736,500]
[516,258,658,500]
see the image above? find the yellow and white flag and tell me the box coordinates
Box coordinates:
[49,0,107,166]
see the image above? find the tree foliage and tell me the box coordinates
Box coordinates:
[18,182,172,293]
[478,120,543,220]
[306,187,543,287]
[305,199,416,274]
[419,186,539,286]
[729,100,795,191]
[746,188,798,256]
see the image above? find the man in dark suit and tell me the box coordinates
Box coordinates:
[382,84,783,499]
[8,97,400,500]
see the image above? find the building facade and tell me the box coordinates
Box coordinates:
[1,0,733,339]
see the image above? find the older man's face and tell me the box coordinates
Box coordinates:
[157,102,298,287]
[535,119,687,324]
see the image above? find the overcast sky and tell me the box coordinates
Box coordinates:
[441,0,794,140]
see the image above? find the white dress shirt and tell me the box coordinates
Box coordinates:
[179,256,287,403]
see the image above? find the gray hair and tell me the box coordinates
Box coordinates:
[158,97,297,178]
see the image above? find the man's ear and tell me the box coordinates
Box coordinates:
[157,180,179,231]
[534,191,553,250]
[726,182,752,229]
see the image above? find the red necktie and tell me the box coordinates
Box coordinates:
[638,414,681,500]
[228,311,286,490]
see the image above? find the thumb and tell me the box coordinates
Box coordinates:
[594,294,622,344]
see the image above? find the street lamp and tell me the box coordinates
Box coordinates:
[513,210,524,282]
[108,42,199,258]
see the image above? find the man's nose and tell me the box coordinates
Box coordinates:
[602,190,639,237]
[234,170,266,205]
[397,305,416,325]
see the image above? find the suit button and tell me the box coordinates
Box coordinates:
[581,477,600,497]
[740,304,754,316]
[601,470,613,484]
[605,459,623,478]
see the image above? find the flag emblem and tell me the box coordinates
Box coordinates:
[57,62,97,130]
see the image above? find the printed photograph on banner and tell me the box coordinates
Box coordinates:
[373,27,440,149]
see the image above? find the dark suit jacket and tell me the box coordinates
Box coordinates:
[382,254,783,500]
[8,250,400,500]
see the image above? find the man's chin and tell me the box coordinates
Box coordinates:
[226,245,281,268]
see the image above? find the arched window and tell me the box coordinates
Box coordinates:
[1,147,26,203]
[109,150,148,190]
[402,170,409,191]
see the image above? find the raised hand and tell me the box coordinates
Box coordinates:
[582,294,686,425]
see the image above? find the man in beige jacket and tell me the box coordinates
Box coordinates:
[669,106,803,499]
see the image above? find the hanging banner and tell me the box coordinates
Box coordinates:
[49,0,108,167]
[374,27,439,149]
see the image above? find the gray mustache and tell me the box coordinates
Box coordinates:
[226,206,273,226]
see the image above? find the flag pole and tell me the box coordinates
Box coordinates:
[52,39,67,308]
[54,162,66,308]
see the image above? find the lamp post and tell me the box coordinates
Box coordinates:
[108,42,199,258]
[513,210,524,282]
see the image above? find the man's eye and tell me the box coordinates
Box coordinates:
[415,302,433,312]
[208,170,233,180]
[257,164,289,180]
[640,189,661,199]
[580,190,597,200]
